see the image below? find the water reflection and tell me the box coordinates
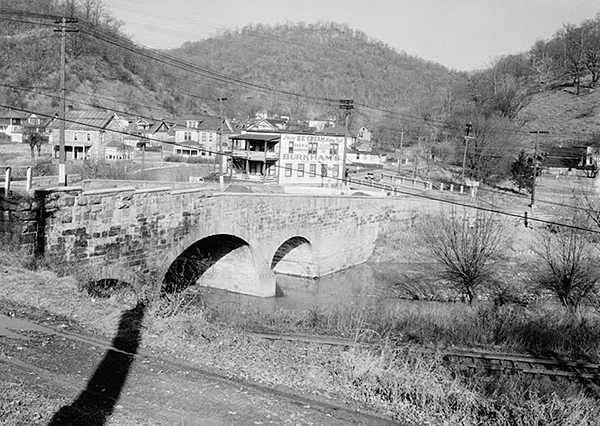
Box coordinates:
[194,262,421,313]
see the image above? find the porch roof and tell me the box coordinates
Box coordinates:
[229,133,280,142]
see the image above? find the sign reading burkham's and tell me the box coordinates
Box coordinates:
[279,133,345,186]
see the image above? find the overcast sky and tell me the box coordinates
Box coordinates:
[102,0,599,71]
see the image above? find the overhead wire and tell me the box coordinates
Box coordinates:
[4,102,599,236]
[2,8,598,226]
[0,9,591,143]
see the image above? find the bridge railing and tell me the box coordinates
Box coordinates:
[348,172,478,197]
[1,166,83,195]
[1,166,33,194]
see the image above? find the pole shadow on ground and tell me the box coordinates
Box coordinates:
[47,301,146,426]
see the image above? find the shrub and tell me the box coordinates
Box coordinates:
[163,155,183,162]
[418,206,509,304]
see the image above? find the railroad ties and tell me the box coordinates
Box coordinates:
[252,331,600,382]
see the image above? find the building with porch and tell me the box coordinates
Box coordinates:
[48,110,126,160]
[228,118,346,186]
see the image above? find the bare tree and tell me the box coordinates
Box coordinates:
[532,212,600,313]
[419,206,509,304]
[23,120,47,162]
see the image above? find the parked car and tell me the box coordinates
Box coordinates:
[364,172,380,181]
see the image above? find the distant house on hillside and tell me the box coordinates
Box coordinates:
[49,110,125,160]
[0,109,28,142]
[164,115,233,158]
[544,144,599,177]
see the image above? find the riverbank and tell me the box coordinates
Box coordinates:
[2,235,600,425]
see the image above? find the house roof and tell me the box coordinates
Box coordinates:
[544,146,584,168]
[229,133,280,142]
[49,110,115,131]
[0,109,29,119]
[105,140,131,149]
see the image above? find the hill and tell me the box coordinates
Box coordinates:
[165,22,461,123]
[519,83,600,146]
[0,1,461,133]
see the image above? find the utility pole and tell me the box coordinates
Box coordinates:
[339,99,354,189]
[461,122,473,183]
[529,130,549,214]
[217,97,227,177]
[54,16,78,186]
[397,131,404,175]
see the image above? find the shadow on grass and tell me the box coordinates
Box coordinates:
[47,302,145,426]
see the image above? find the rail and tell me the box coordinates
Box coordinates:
[251,331,600,381]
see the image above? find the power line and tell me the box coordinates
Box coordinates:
[4,102,599,236]
[1,9,595,143]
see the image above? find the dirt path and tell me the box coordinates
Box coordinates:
[0,304,399,426]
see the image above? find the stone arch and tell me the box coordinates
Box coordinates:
[161,232,276,297]
[271,236,317,278]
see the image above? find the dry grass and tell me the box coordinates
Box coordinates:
[2,238,600,424]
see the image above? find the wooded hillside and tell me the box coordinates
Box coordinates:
[2,0,600,183]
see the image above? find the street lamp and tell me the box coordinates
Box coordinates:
[461,122,473,183]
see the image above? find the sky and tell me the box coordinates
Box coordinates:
[102,0,600,72]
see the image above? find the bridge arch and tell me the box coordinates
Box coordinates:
[271,236,317,278]
[160,231,276,297]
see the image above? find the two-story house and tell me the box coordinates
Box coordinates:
[0,109,29,142]
[228,118,346,186]
[49,110,126,160]
[168,116,233,160]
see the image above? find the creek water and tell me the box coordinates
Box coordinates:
[194,262,434,314]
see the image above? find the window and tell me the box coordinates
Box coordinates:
[298,163,305,177]
[285,163,293,177]
[329,143,338,155]
[309,164,316,177]
[186,120,198,128]
[201,133,207,141]
[73,132,78,141]
[308,142,317,155]
[333,164,339,177]
[86,133,91,141]
[184,131,192,141]
[288,141,294,154]
[321,164,327,177]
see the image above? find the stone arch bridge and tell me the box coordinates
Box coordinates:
[2,185,436,297]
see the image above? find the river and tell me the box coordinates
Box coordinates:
[193,261,437,314]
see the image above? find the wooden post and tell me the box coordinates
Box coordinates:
[4,167,10,195]
[26,167,33,192]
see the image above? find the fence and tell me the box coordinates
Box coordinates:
[348,172,478,197]
[1,166,80,195]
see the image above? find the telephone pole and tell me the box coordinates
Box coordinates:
[54,17,78,185]
[339,99,354,189]
[529,130,549,213]
[461,123,473,183]
[217,97,227,176]
[397,131,404,175]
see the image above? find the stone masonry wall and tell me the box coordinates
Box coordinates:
[1,185,440,295]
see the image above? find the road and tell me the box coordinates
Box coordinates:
[0,307,400,426]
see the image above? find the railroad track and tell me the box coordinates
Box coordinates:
[251,331,600,381]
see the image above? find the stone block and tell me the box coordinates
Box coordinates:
[59,196,75,207]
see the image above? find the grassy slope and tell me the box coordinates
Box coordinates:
[520,83,600,144]
[2,216,600,424]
